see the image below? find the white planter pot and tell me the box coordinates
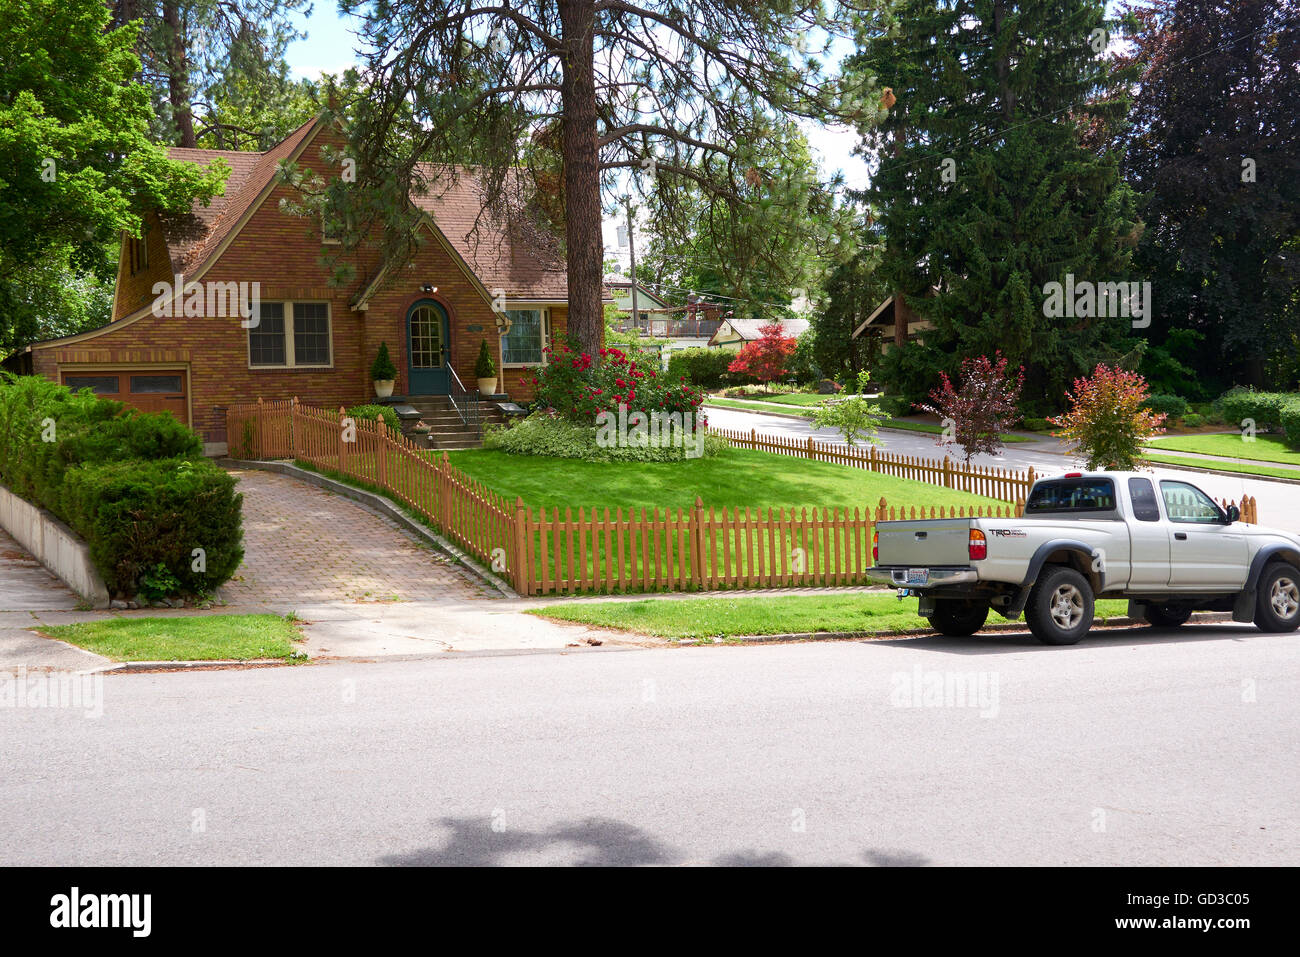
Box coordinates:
[373,379,395,398]
[477,377,498,396]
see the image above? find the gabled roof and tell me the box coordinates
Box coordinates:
[161,116,568,302]
[720,317,810,341]
[162,118,319,276]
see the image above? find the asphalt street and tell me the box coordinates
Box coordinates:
[3,624,1295,866]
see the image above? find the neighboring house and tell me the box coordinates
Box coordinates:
[604,274,671,329]
[606,278,727,367]
[708,316,810,350]
[849,295,932,355]
[4,114,576,453]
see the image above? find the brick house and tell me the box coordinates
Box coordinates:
[6,114,576,453]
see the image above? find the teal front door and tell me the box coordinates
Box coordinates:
[406,300,451,394]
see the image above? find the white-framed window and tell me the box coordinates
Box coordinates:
[248,301,333,368]
[321,211,343,244]
[501,307,549,366]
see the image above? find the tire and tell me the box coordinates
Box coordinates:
[1025,566,1094,645]
[1145,603,1193,629]
[1255,562,1300,633]
[926,599,989,637]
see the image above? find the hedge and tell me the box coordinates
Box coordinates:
[0,373,243,598]
[1142,393,1190,419]
[347,403,401,432]
[666,348,735,388]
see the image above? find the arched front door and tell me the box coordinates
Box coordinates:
[406,300,451,394]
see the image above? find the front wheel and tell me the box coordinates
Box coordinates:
[1256,563,1300,633]
[926,599,989,637]
[1025,566,1094,645]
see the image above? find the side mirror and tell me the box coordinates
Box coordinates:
[1223,504,1240,524]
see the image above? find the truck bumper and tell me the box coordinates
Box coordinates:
[868,566,980,588]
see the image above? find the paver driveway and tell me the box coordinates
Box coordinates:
[222,469,488,606]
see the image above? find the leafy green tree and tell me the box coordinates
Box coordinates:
[812,371,885,447]
[109,0,312,148]
[1051,363,1166,469]
[1121,0,1300,390]
[809,240,889,382]
[336,0,888,357]
[0,0,226,354]
[848,0,1142,407]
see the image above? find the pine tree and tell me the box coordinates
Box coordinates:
[851,0,1141,409]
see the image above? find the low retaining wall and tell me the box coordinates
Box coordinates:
[0,485,111,608]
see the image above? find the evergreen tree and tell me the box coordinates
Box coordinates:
[1122,0,1300,390]
[850,0,1142,408]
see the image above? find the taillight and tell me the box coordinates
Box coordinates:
[872,528,879,562]
[969,529,987,561]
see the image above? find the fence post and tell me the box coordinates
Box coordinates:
[338,406,348,474]
[1026,466,1037,494]
[511,497,530,594]
[440,452,453,532]
[690,496,706,590]
[290,396,298,458]
[1015,495,1025,518]
[255,396,264,459]
[806,435,814,462]
[750,427,757,451]
[869,445,877,473]
[376,417,389,487]
[943,456,952,489]
[876,496,887,523]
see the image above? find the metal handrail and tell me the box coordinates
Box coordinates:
[447,364,483,436]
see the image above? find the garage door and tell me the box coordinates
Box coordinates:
[61,370,189,426]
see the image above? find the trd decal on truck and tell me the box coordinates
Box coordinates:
[989,529,1028,538]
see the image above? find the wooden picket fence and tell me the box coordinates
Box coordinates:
[710,426,1036,503]
[226,398,1260,596]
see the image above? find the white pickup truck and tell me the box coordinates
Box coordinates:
[869,471,1300,644]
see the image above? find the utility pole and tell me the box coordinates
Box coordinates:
[625,198,640,333]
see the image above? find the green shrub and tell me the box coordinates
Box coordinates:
[1218,388,1291,430]
[346,404,401,431]
[61,457,244,596]
[1022,417,1053,432]
[1281,397,1300,450]
[0,373,243,598]
[876,395,911,417]
[370,342,397,381]
[1181,413,1206,428]
[475,339,496,378]
[1142,393,1190,419]
[666,348,734,388]
[484,412,725,462]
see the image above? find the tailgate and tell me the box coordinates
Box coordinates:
[876,519,971,567]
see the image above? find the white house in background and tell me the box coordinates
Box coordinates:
[604,274,672,329]
[708,316,811,350]
[849,294,933,354]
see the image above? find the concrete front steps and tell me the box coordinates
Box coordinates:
[385,395,510,450]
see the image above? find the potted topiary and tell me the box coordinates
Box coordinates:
[371,342,398,398]
[475,339,498,396]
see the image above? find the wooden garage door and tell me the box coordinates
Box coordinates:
[62,370,188,426]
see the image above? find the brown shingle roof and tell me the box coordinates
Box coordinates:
[161,118,318,276]
[160,117,568,301]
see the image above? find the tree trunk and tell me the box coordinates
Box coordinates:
[162,0,196,148]
[557,0,603,357]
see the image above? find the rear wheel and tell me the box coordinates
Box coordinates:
[1256,563,1300,633]
[1025,566,1094,645]
[1145,603,1193,629]
[926,599,989,637]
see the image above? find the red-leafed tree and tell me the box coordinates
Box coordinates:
[1050,364,1166,470]
[916,352,1025,463]
[727,322,797,388]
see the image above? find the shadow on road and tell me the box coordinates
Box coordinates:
[882,623,1265,656]
[378,816,932,867]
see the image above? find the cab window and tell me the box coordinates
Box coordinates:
[1026,478,1116,513]
[1159,481,1224,524]
[1127,477,1162,522]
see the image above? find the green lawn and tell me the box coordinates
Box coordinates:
[1147,433,1300,467]
[725,392,836,407]
[704,397,1032,442]
[445,445,1005,513]
[1145,453,1300,481]
[529,593,1132,639]
[39,614,305,662]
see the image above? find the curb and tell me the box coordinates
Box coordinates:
[1142,456,1300,487]
[104,657,299,672]
[220,458,518,599]
[684,610,1234,644]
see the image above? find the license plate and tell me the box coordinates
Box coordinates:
[906,567,929,586]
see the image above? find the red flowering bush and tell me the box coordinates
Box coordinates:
[532,340,706,423]
[727,322,796,386]
[1050,364,1166,469]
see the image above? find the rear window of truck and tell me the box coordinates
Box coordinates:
[1025,478,1117,513]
